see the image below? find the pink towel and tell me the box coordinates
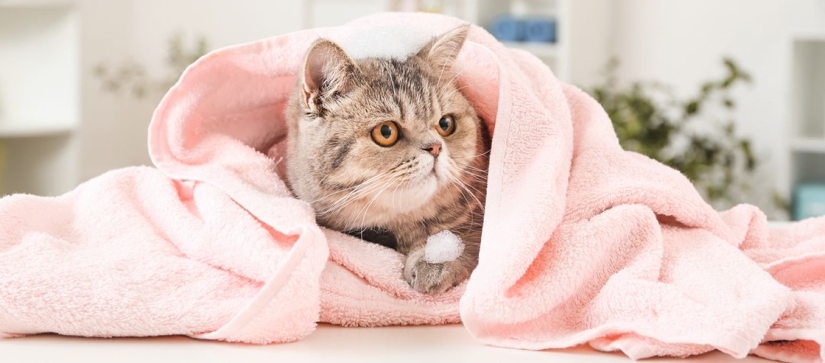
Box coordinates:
[1,12,823,361]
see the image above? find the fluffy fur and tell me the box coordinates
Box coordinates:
[285,25,490,294]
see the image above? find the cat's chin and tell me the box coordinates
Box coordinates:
[374,174,439,215]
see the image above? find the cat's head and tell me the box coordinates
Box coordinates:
[286,25,486,229]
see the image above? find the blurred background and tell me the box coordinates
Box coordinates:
[0,0,824,220]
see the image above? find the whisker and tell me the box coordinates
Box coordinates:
[354,176,397,231]
[445,163,485,212]
[316,174,390,216]
[320,183,385,217]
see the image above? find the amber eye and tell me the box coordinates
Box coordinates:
[436,115,456,136]
[371,121,400,147]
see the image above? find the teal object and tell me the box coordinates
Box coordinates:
[524,17,557,43]
[793,184,825,220]
[490,15,526,42]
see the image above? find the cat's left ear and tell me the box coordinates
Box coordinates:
[301,39,359,113]
[417,24,470,71]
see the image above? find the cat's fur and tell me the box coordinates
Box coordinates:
[285,25,489,294]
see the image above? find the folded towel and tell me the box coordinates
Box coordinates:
[1,12,823,361]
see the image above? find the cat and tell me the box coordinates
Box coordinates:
[285,25,490,294]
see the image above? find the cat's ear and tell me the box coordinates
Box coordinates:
[301,39,358,112]
[417,24,470,71]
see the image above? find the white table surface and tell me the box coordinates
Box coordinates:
[0,324,771,363]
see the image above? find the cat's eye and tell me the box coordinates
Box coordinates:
[436,115,456,136]
[371,121,400,147]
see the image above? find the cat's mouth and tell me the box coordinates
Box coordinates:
[424,160,444,183]
[431,159,450,184]
[405,157,447,190]
[371,168,439,216]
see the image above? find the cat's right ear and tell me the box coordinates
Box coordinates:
[301,39,358,114]
[416,25,470,73]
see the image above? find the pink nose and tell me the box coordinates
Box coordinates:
[423,142,441,157]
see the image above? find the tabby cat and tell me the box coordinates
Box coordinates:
[285,25,490,294]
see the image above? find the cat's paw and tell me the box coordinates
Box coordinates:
[403,249,467,294]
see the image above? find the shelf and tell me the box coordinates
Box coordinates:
[789,37,825,207]
[501,41,559,58]
[790,39,825,140]
[0,122,75,138]
[791,32,825,42]
[791,138,825,154]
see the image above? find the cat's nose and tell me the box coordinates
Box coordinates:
[423,142,441,157]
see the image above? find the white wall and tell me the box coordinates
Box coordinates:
[131,0,305,71]
[610,0,825,215]
[76,0,139,182]
[307,0,387,28]
[566,0,616,88]
[75,0,305,182]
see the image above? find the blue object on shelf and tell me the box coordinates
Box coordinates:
[793,183,825,220]
[490,15,526,42]
[524,17,557,43]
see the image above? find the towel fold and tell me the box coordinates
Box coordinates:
[1,12,823,362]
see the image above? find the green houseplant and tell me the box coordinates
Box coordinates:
[589,58,787,215]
